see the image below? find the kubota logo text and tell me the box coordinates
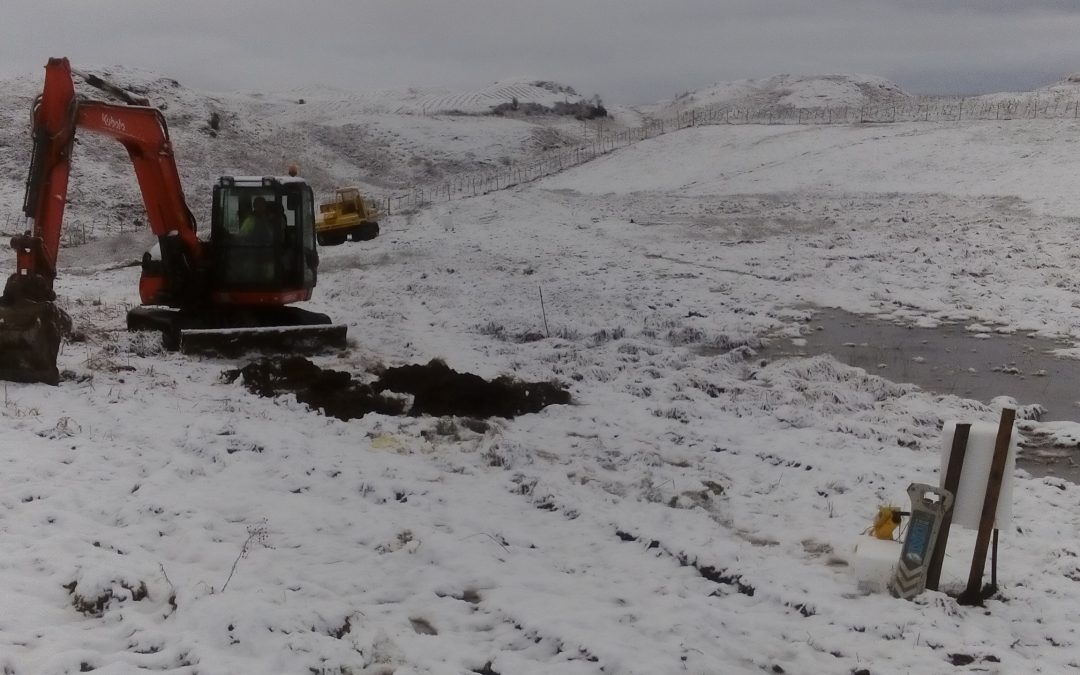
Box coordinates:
[101,113,127,133]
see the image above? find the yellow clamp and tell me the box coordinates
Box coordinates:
[870,505,904,540]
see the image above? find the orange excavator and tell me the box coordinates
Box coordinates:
[0,58,346,384]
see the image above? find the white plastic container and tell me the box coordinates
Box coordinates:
[852,537,902,593]
[940,420,1015,531]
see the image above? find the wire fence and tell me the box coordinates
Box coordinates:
[379,117,674,215]
[9,92,1078,236]
[380,92,1080,215]
[674,94,1080,127]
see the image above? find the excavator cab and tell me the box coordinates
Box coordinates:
[210,176,318,294]
[130,174,342,355]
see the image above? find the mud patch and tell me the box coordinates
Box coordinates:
[378,360,570,417]
[225,357,570,421]
[224,358,406,421]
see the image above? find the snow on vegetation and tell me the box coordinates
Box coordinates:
[4,65,1080,672]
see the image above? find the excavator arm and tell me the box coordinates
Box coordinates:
[0,58,206,384]
[10,57,201,303]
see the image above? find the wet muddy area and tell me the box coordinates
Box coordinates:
[767,308,1080,482]
[225,357,570,422]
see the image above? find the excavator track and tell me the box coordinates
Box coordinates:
[0,300,71,385]
[127,306,347,357]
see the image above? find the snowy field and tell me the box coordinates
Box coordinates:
[6,97,1080,672]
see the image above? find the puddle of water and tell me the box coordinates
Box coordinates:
[766,308,1080,482]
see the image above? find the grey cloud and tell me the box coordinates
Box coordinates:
[3,1,1080,103]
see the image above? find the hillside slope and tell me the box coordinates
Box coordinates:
[642,73,910,115]
[0,67,596,237]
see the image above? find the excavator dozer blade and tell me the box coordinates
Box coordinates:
[0,301,71,385]
[179,324,348,358]
[127,306,347,358]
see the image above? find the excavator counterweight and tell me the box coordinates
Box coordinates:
[0,58,346,384]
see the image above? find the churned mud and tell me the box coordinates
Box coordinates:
[225,356,570,421]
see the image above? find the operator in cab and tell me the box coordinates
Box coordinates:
[239,196,276,244]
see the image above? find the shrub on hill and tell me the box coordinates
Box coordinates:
[489,96,607,120]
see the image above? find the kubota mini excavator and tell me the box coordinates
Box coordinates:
[0,58,346,385]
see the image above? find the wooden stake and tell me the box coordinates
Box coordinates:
[926,423,970,591]
[959,408,1014,605]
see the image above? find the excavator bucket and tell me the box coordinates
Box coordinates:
[127,306,347,358]
[0,300,71,385]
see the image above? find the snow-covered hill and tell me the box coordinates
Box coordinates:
[643,73,910,115]
[287,77,586,116]
[973,72,1080,102]
[0,67,599,238]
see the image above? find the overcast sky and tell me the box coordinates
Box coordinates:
[5,1,1080,103]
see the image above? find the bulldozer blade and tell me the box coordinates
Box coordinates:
[179,323,348,358]
[0,301,71,385]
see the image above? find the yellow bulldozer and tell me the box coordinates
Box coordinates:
[315,187,380,246]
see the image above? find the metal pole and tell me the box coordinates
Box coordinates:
[991,528,999,589]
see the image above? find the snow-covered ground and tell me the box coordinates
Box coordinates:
[6,70,1080,672]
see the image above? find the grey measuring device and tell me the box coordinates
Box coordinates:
[891,483,953,599]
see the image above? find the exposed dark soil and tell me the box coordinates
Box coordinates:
[225,357,570,421]
[223,357,406,421]
[377,360,570,417]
